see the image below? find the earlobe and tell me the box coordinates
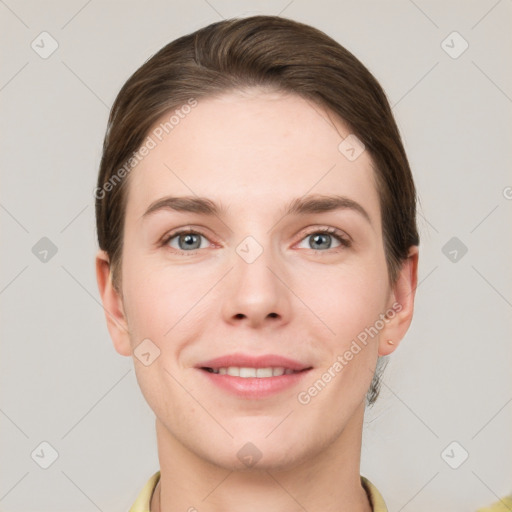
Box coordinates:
[95,249,132,357]
[378,246,419,356]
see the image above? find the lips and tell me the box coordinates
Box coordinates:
[196,353,313,399]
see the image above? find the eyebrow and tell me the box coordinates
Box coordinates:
[141,194,372,225]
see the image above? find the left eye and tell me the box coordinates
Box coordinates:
[296,229,350,251]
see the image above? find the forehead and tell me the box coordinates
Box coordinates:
[124,89,381,225]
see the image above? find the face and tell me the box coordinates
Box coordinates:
[97,88,417,471]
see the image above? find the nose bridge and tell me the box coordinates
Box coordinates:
[223,230,289,325]
[230,208,279,272]
[234,231,281,294]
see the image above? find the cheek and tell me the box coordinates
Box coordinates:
[301,260,389,341]
[121,254,210,342]
[296,269,386,412]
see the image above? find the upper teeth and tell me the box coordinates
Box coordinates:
[208,367,295,377]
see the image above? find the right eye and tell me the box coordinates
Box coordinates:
[161,230,211,253]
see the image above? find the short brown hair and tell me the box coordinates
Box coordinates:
[95,15,419,405]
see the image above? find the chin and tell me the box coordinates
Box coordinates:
[195,431,312,473]
[208,446,308,473]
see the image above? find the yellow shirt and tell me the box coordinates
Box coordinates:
[129,471,388,511]
[476,495,512,512]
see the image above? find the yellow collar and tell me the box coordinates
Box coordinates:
[129,471,388,512]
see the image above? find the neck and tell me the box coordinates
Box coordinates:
[151,402,372,512]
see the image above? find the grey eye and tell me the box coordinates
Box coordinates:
[167,232,207,251]
[296,231,343,251]
[309,233,335,250]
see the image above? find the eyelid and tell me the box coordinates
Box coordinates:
[299,225,351,241]
[159,226,217,249]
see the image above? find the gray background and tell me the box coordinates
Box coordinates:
[1,0,511,510]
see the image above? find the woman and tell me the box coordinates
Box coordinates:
[95,15,419,511]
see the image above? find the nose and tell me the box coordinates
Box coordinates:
[221,239,292,329]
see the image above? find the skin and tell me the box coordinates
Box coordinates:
[96,88,418,512]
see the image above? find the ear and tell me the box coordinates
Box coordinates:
[95,249,132,357]
[378,246,419,356]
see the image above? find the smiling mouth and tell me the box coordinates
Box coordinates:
[200,367,311,378]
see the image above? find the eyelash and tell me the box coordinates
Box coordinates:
[160,226,352,255]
